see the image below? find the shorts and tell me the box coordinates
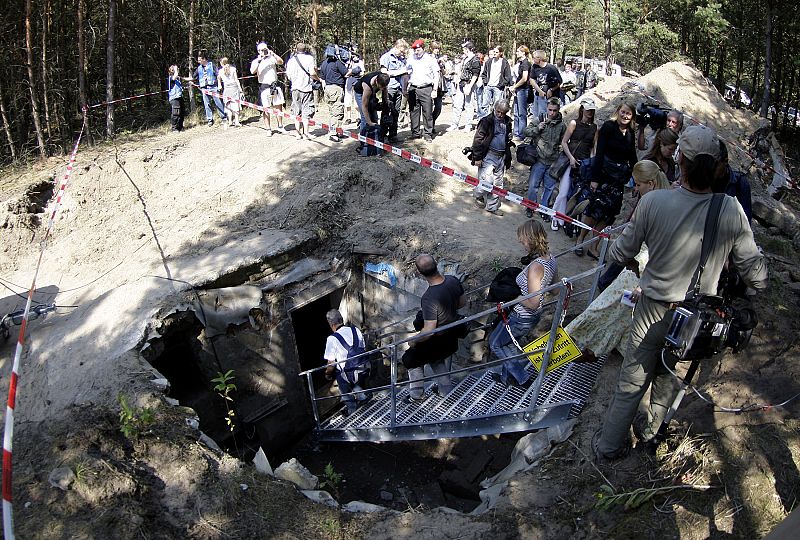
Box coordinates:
[291,89,315,119]
[260,83,285,108]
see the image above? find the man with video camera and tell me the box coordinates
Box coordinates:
[593,125,768,462]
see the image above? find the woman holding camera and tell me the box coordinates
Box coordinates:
[574,101,637,258]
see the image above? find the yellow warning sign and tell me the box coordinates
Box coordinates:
[523,326,582,374]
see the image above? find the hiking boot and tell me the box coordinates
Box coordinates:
[592,429,631,463]
[474,196,486,209]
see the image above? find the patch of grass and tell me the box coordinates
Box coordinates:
[758,234,797,261]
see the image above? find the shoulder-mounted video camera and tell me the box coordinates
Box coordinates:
[636,104,670,130]
[665,294,757,360]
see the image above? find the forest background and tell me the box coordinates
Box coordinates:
[0,0,798,163]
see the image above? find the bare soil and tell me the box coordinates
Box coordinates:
[0,62,798,539]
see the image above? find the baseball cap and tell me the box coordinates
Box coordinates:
[579,97,597,110]
[257,42,268,51]
[462,40,475,51]
[411,39,425,49]
[678,125,720,161]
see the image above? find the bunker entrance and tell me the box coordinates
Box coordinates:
[289,287,344,392]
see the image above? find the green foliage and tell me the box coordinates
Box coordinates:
[320,462,344,499]
[117,393,155,440]
[212,369,237,432]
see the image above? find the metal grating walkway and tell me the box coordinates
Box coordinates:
[316,355,607,442]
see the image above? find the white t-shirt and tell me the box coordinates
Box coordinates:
[251,55,278,85]
[286,53,316,92]
[323,326,365,371]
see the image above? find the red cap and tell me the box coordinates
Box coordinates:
[411,39,425,49]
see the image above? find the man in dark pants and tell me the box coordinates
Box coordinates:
[379,39,409,143]
[406,39,439,142]
[402,254,466,401]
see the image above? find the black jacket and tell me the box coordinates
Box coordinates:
[480,58,512,88]
[471,114,513,168]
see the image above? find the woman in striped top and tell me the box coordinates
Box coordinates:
[489,219,558,387]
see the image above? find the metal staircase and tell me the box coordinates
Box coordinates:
[300,236,616,443]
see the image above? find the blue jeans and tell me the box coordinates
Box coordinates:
[474,86,488,120]
[489,311,541,385]
[533,94,547,119]
[335,369,370,412]
[527,161,556,206]
[484,86,504,110]
[201,88,226,123]
[513,88,528,138]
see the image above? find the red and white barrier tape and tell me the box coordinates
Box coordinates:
[196,85,609,237]
[2,115,87,540]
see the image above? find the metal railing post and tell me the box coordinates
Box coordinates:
[389,344,398,429]
[528,282,568,408]
[588,234,610,302]
[306,372,321,427]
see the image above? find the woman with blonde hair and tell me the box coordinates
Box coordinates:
[574,100,637,257]
[488,219,558,387]
[566,159,669,362]
[217,57,243,128]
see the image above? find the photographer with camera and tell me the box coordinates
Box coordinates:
[592,125,767,462]
[636,105,683,151]
[250,42,285,135]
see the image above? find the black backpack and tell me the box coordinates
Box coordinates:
[487,267,523,302]
[332,327,371,380]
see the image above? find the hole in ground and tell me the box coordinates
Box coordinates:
[286,432,524,512]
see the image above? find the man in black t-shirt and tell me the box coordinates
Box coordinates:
[402,254,466,401]
[530,49,562,119]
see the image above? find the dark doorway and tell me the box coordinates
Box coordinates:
[289,288,344,390]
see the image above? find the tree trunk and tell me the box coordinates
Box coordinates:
[77,0,92,144]
[760,0,773,118]
[41,0,52,140]
[603,0,612,74]
[25,0,47,157]
[549,0,556,63]
[0,80,17,161]
[188,0,195,112]
[106,0,116,137]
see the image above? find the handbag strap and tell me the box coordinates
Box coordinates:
[293,54,315,80]
[689,193,725,298]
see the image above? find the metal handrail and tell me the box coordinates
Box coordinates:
[297,263,602,377]
[300,235,612,433]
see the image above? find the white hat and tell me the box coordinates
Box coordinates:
[579,97,597,110]
[257,42,268,51]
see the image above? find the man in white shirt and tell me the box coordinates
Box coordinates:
[406,39,440,142]
[249,42,285,135]
[285,43,319,140]
[323,309,371,416]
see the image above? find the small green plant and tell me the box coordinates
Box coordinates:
[491,257,503,273]
[117,393,155,440]
[212,369,237,432]
[594,483,711,511]
[73,460,92,486]
[320,462,343,499]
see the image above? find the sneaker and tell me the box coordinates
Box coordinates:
[265,130,272,137]
[423,135,433,142]
[542,214,551,223]
[474,196,486,209]
[329,134,340,142]
[403,394,425,404]
[525,209,533,218]
[550,220,559,231]
[207,121,214,127]
[486,208,504,217]
[563,222,575,238]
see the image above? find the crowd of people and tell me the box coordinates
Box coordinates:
[168,42,767,456]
